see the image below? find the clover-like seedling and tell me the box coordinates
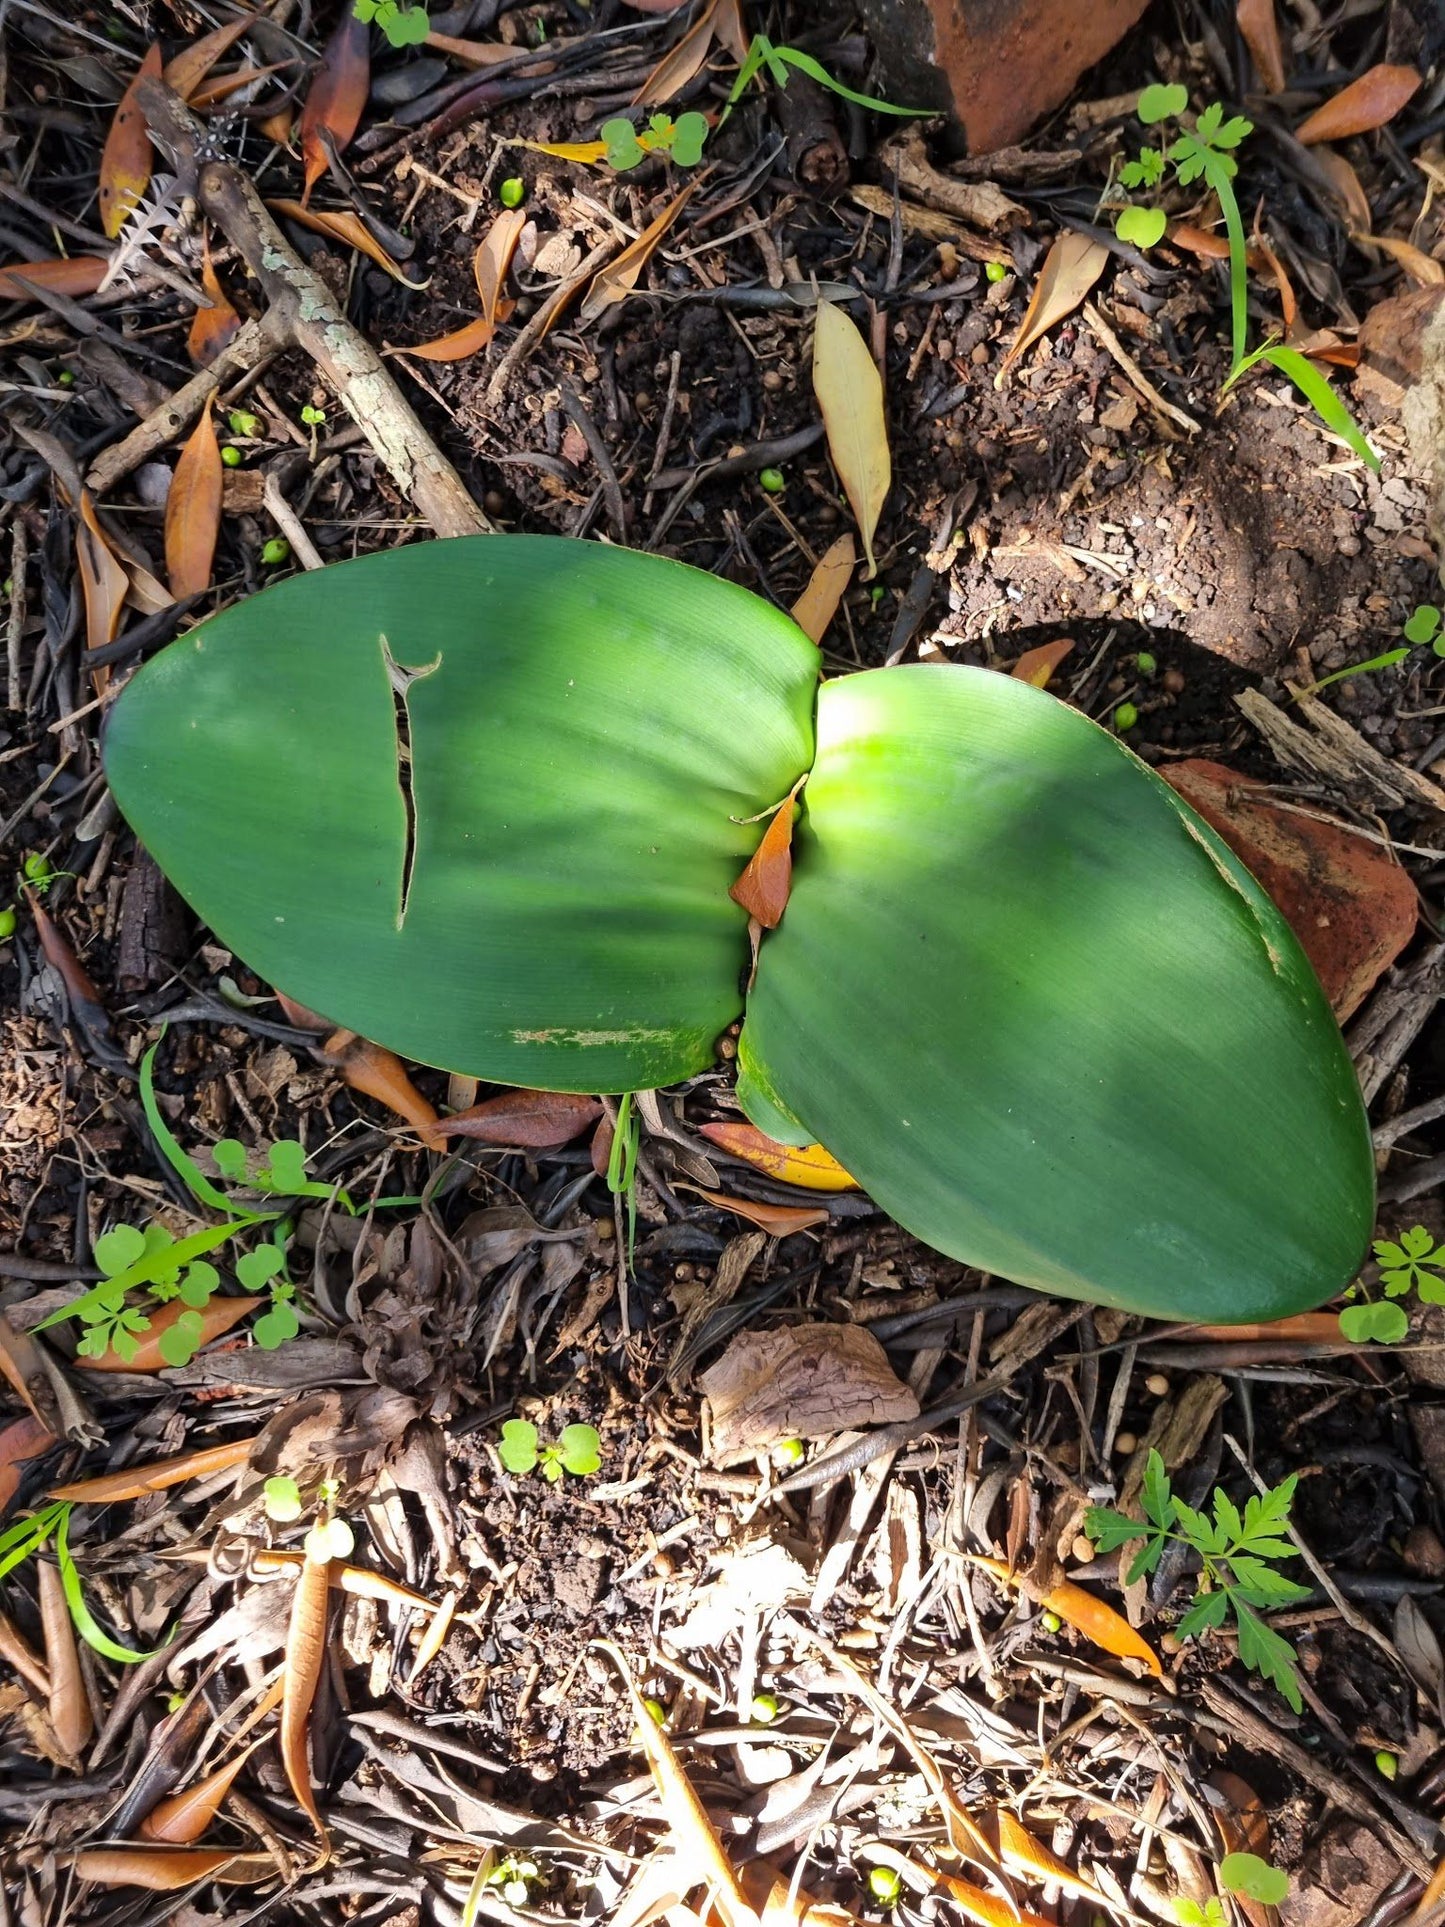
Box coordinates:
[497,1419,601,1482]
[239,1244,300,1349]
[1172,1900,1225,1927]
[304,1515,355,1563]
[1341,1224,1445,1345]
[1220,1854,1288,1905]
[264,1475,303,1523]
[1404,604,1444,651]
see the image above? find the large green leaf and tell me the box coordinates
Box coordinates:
[738,666,1373,1321]
[104,538,818,1090]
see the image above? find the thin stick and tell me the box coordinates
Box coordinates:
[6,514,26,710]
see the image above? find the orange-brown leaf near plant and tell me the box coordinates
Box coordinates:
[729,793,798,928]
[790,534,855,643]
[432,1088,602,1149]
[581,185,693,323]
[1235,0,1285,93]
[280,1549,331,1839]
[163,15,257,100]
[48,1435,255,1503]
[39,1559,91,1755]
[319,1030,439,1136]
[188,235,242,367]
[73,1848,273,1889]
[1010,638,1074,689]
[72,1297,265,1375]
[164,396,222,600]
[1296,63,1421,144]
[681,1186,830,1237]
[100,43,162,238]
[971,1554,1163,1677]
[267,201,426,287]
[139,1748,258,1843]
[299,4,370,204]
[1001,231,1108,373]
[0,257,108,301]
[698,1122,857,1191]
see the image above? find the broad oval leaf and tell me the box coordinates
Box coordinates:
[737,665,1373,1322]
[104,538,819,1093]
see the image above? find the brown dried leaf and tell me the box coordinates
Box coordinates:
[100,43,162,239]
[399,311,513,362]
[73,1848,273,1889]
[267,199,427,287]
[700,1322,918,1460]
[319,1029,439,1136]
[996,1812,1110,1909]
[476,207,526,324]
[1010,638,1074,688]
[633,0,721,106]
[188,233,242,367]
[1296,64,1422,144]
[0,256,108,302]
[163,15,256,102]
[250,1548,437,1613]
[432,1088,602,1149]
[38,1558,91,1756]
[813,299,890,577]
[73,1297,265,1376]
[789,533,855,643]
[0,1414,55,1512]
[139,1747,257,1843]
[712,0,749,62]
[1354,231,1445,288]
[580,184,693,323]
[1235,0,1285,94]
[1312,147,1373,231]
[0,1605,50,1696]
[48,1435,256,1504]
[424,30,523,64]
[299,4,370,205]
[188,61,293,111]
[76,489,129,662]
[730,793,798,928]
[972,1555,1164,1677]
[164,395,222,600]
[681,1186,831,1238]
[1001,230,1108,374]
[280,1549,331,1839]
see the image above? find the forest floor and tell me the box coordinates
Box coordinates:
[4,1,1445,1924]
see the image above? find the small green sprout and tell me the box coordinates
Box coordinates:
[499,176,525,208]
[1405,604,1444,650]
[721,35,923,132]
[1135,652,1157,675]
[1113,702,1139,731]
[599,112,709,173]
[608,1091,641,1274]
[750,1691,780,1722]
[0,1503,149,1661]
[304,1515,355,1563]
[867,1867,903,1909]
[1220,1854,1288,1905]
[0,907,14,940]
[641,1696,667,1726]
[1340,1225,1445,1345]
[261,538,290,566]
[221,445,242,467]
[1375,1749,1398,1780]
[1039,1608,1063,1633]
[1087,1448,1309,1710]
[487,1855,541,1906]
[354,0,430,48]
[299,406,326,427]
[264,1475,303,1522]
[1116,204,1167,248]
[228,409,261,438]
[759,467,786,494]
[23,852,55,887]
[984,259,1009,283]
[57,368,75,387]
[497,1419,601,1482]
[1172,1900,1226,1927]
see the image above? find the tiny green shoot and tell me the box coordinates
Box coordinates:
[608,1091,641,1272]
[1296,606,1445,697]
[1339,1224,1445,1344]
[759,467,786,494]
[264,1475,304,1522]
[228,409,261,438]
[1376,1749,1398,1780]
[262,537,291,566]
[984,259,1009,284]
[0,1504,149,1661]
[600,112,708,172]
[0,906,15,940]
[1113,702,1139,731]
[305,1515,355,1562]
[496,1418,602,1482]
[750,1691,780,1722]
[1172,1901,1225,1927]
[1219,1855,1288,1905]
[1086,1448,1309,1710]
[353,0,429,47]
[721,35,923,131]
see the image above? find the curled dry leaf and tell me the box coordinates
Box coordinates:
[299,3,370,205]
[580,184,694,324]
[0,1604,51,1696]
[1236,0,1285,94]
[1183,1313,1351,1344]
[812,299,890,578]
[139,1746,258,1843]
[0,1413,56,1511]
[76,490,130,673]
[1169,224,1231,260]
[280,1547,331,1839]
[1296,64,1422,144]
[1312,148,1373,232]
[267,200,427,288]
[433,1087,601,1148]
[423,30,525,64]
[319,1029,439,1136]
[38,1558,92,1756]
[164,395,222,601]
[1354,232,1445,289]
[73,1296,265,1376]
[188,234,242,367]
[189,61,294,111]
[1001,230,1109,376]
[970,1554,1163,1678]
[48,1435,256,1504]
[930,1868,1054,1927]
[73,1848,274,1889]
[730,792,799,928]
[698,1123,857,1191]
[163,16,256,101]
[397,208,524,359]
[252,1548,437,1614]
[997,1811,1109,1909]
[633,0,722,106]
[700,1322,917,1461]
[0,257,109,302]
[680,1186,830,1238]
[790,533,855,643]
[100,43,162,239]
[1010,638,1074,689]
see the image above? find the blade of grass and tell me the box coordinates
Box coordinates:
[1257,342,1380,470]
[56,1508,152,1662]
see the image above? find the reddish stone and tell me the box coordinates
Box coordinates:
[856,0,1150,155]
[1163,759,1417,1021]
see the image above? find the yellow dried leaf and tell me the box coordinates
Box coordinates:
[812,300,890,578]
[1000,231,1109,376]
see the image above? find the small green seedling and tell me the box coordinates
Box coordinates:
[486,1854,541,1907]
[1113,702,1139,732]
[1172,1901,1225,1927]
[1115,88,1377,470]
[722,34,923,130]
[264,1475,304,1522]
[305,1515,355,1562]
[984,259,1009,284]
[758,467,786,494]
[1086,1448,1309,1710]
[261,537,291,566]
[1376,1749,1398,1780]
[608,1091,641,1273]
[497,1419,602,1483]
[1339,1224,1445,1344]
[299,405,326,427]
[22,852,75,895]
[1220,1854,1289,1905]
[1298,605,1445,697]
[750,1691,780,1722]
[228,409,261,438]
[600,111,708,172]
[0,906,15,940]
[353,0,429,47]
[0,1503,148,1661]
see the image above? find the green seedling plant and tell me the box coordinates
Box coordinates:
[0,1503,148,1661]
[1301,604,1444,696]
[722,34,923,130]
[1220,1855,1289,1905]
[1339,1224,1445,1344]
[1116,85,1377,470]
[607,1091,641,1273]
[353,0,429,47]
[263,1475,304,1523]
[600,112,708,173]
[497,1419,602,1483]
[1086,1449,1310,1711]
[1172,1900,1225,1927]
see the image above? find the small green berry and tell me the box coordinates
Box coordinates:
[261,538,291,566]
[499,177,525,208]
[985,260,1009,283]
[642,1697,667,1725]
[1376,1750,1398,1780]
[23,853,51,883]
[758,467,785,494]
[221,444,242,467]
[1114,701,1139,731]
[1135,651,1157,675]
[750,1692,780,1723]
[774,1438,806,1466]
[0,907,15,940]
[228,409,261,438]
[57,368,75,387]
[868,1867,903,1908]
[870,585,885,607]
[1040,1608,1063,1634]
